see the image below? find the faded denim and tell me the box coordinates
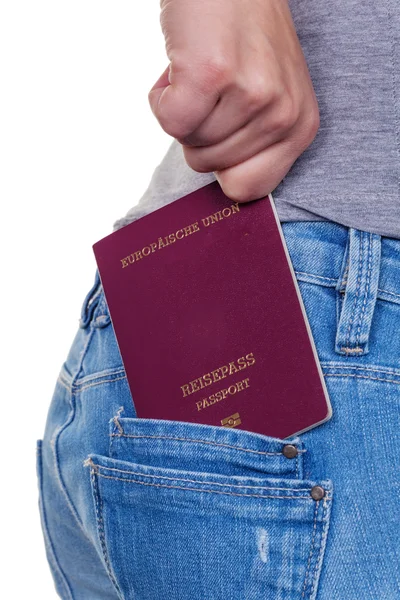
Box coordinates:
[36,220,400,599]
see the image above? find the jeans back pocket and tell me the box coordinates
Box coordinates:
[85,418,333,600]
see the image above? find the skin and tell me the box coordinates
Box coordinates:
[148,0,320,203]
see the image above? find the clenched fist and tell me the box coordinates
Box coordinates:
[148,0,320,202]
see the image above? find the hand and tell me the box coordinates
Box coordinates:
[148,0,320,202]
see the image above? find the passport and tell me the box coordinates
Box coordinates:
[93,181,332,439]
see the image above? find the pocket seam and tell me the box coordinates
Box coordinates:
[109,432,305,458]
[92,474,326,501]
[87,459,333,501]
[301,496,332,600]
[301,499,320,598]
[89,461,124,599]
[109,418,305,480]
[89,461,324,495]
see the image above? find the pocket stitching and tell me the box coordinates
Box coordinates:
[88,462,332,501]
[110,432,306,457]
[92,471,324,501]
[89,461,322,494]
[90,461,124,599]
[301,500,319,598]
[301,497,332,600]
[309,498,332,599]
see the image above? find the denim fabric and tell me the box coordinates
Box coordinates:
[36,221,400,599]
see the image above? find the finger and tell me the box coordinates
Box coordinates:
[179,63,284,148]
[182,95,297,172]
[214,137,302,202]
[148,58,223,140]
[178,76,267,147]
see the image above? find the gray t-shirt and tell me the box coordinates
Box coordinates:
[113,0,400,239]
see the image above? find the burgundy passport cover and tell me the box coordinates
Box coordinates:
[93,181,332,439]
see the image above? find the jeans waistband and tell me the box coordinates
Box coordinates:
[282,221,400,357]
[83,222,400,356]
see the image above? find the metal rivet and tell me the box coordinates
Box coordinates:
[282,444,298,459]
[310,485,325,501]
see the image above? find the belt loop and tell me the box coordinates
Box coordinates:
[334,229,381,356]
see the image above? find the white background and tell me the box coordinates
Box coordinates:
[1,2,172,596]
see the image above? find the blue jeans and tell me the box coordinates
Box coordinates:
[36,221,400,599]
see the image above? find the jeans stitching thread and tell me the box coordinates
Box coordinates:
[322,362,400,376]
[75,376,127,393]
[88,469,332,501]
[51,328,97,538]
[294,269,400,303]
[324,372,400,385]
[301,499,319,598]
[344,231,364,351]
[355,233,373,347]
[89,465,123,598]
[88,461,317,492]
[309,497,332,600]
[110,432,306,457]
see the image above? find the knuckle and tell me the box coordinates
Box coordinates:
[245,78,276,110]
[307,105,321,138]
[196,55,233,91]
[298,104,321,147]
[271,95,299,131]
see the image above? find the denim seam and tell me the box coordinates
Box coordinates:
[75,376,127,393]
[88,469,332,501]
[336,293,342,335]
[321,362,400,376]
[301,500,319,598]
[295,271,338,284]
[109,432,305,457]
[295,270,400,305]
[88,462,314,492]
[51,327,97,540]
[69,367,126,387]
[344,230,364,350]
[335,239,350,342]
[324,373,400,385]
[355,233,372,347]
[58,367,127,391]
[309,497,332,600]
[378,287,400,300]
[90,465,123,599]
[37,442,74,600]
[340,263,349,292]
[51,395,88,538]
[56,377,72,393]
